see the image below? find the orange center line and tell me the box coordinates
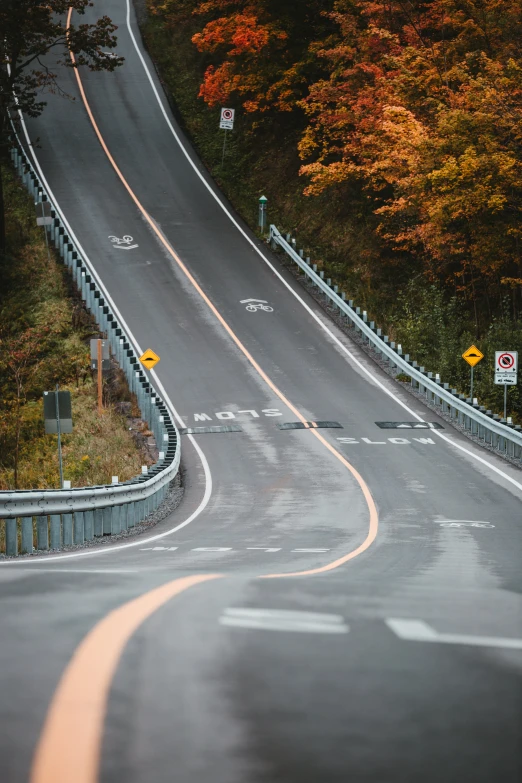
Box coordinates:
[28,11,380,783]
[30,573,222,783]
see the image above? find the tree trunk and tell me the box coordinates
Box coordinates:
[14,381,21,490]
[0,157,5,259]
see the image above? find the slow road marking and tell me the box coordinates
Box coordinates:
[386,618,522,650]
[220,608,349,634]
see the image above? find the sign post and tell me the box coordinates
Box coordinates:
[219,108,235,166]
[90,339,110,415]
[258,195,267,233]
[43,387,73,488]
[462,345,484,400]
[494,351,518,419]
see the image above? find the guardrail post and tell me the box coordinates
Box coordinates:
[21,517,34,553]
[5,518,18,556]
[102,506,112,535]
[74,511,85,545]
[62,513,73,546]
[50,514,61,549]
[121,504,129,531]
[94,508,103,537]
[84,510,94,540]
[112,505,121,535]
[36,515,49,550]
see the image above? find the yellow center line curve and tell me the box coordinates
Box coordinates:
[30,573,221,783]
[66,9,378,577]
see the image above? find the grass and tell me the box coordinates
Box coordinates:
[0,165,148,490]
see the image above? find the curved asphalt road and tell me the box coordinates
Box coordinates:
[1,1,522,781]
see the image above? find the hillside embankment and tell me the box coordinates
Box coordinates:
[0,165,154,490]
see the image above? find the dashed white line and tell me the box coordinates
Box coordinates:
[220,608,349,634]
[386,618,522,650]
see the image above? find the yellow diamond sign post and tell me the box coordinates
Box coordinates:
[139,348,160,370]
[462,345,484,401]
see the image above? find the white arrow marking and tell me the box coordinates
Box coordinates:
[220,608,349,634]
[386,619,522,650]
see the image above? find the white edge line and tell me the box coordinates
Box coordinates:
[125,0,522,493]
[1,120,213,565]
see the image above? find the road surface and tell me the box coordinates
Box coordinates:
[1,1,521,781]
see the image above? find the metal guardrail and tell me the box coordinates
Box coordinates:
[0,142,181,556]
[269,225,522,462]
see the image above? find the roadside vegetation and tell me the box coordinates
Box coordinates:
[0,167,146,490]
[144,0,522,418]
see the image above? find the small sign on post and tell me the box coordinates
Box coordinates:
[44,387,72,489]
[219,107,235,166]
[43,390,73,434]
[494,351,518,385]
[495,351,518,419]
[462,345,484,401]
[36,200,52,226]
[258,195,267,233]
[139,348,160,370]
[90,339,110,372]
[219,107,235,130]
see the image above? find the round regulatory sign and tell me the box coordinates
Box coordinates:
[222,109,233,120]
[498,352,515,369]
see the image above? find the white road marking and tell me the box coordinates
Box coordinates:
[247,547,282,552]
[337,437,435,445]
[0,568,138,574]
[136,546,329,554]
[192,408,281,421]
[220,608,349,634]
[437,521,495,528]
[138,547,181,552]
[108,234,138,250]
[192,547,233,552]
[126,0,522,494]
[386,618,522,650]
[240,299,274,313]
[291,548,330,553]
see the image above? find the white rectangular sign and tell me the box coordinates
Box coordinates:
[219,107,235,130]
[494,350,518,385]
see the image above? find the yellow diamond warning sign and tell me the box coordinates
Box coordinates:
[139,348,160,369]
[462,345,484,367]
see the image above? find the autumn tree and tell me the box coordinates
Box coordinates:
[298,0,522,321]
[168,0,338,115]
[0,0,124,252]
